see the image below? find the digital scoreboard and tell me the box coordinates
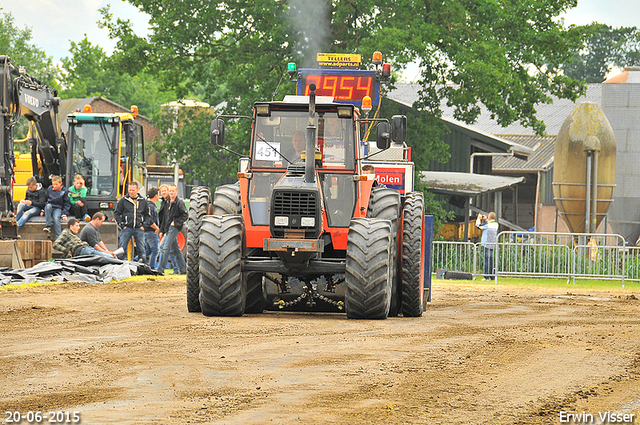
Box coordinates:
[296,69,380,107]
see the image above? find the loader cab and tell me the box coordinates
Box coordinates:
[66,107,146,214]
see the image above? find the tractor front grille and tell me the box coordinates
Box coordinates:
[271,190,320,238]
[273,192,317,216]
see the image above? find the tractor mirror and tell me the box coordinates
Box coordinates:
[376,122,391,150]
[210,119,225,146]
[391,115,407,144]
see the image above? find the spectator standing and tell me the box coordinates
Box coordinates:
[15,177,46,229]
[43,175,71,240]
[158,184,180,269]
[156,184,187,274]
[144,188,161,268]
[53,218,113,258]
[114,181,149,263]
[80,212,116,257]
[69,174,90,222]
[476,212,499,280]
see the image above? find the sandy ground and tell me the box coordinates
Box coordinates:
[1,278,640,425]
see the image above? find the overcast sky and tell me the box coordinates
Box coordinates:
[1,0,639,66]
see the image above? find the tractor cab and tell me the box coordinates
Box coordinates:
[65,105,146,215]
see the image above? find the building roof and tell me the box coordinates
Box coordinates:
[387,83,602,136]
[492,134,556,172]
[57,97,153,135]
[420,171,524,197]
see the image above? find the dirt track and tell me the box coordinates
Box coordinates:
[1,278,640,425]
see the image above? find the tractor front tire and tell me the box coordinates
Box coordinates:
[401,192,425,317]
[212,182,241,215]
[199,215,246,316]
[345,218,394,320]
[187,186,211,312]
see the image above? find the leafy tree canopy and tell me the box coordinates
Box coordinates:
[562,23,640,83]
[0,10,59,87]
[60,37,176,120]
[99,0,588,219]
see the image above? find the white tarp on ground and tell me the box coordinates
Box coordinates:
[0,255,160,286]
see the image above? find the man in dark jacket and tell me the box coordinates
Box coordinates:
[114,181,149,263]
[16,177,46,228]
[43,175,71,240]
[156,184,188,274]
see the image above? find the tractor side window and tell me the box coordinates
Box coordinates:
[320,173,355,227]
[248,172,284,225]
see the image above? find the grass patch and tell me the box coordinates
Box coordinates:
[433,275,640,292]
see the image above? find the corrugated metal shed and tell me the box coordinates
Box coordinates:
[492,134,556,172]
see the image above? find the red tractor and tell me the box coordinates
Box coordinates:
[187,56,428,319]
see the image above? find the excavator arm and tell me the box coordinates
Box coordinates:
[0,55,65,238]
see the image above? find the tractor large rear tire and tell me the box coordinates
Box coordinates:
[367,187,401,316]
[345,218,394,320]
[401,192,425,317]
[212,182,241,215]
[187,186,211,312]
[245,273,266,314]
[199,215,246,316]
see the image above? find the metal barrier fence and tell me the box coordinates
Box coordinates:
[433,232,636,287]
[432,241,479,279]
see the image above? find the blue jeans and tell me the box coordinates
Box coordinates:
[16,203,41,228]
[77,246,114,258]
[44,204,63,240]
[118,227,146,263]
[145,231,159,269]
[483,246,495,279]
[157,226,186,274]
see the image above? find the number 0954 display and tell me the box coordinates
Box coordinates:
[299,71,378,104]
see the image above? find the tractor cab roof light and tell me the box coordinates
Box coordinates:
[287,62,297,80]
[382,63,391,79]
[256,104,270,116]
[372,51,382,66]
[362,96,372,114]
[337,106,352,118]
[83,105,92,113]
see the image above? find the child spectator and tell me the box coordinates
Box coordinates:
[43,175,71,241]
[15,176,46,229]
[69,174,90,222]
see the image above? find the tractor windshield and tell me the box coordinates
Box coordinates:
[69,121,118,196]
[252,110,355,170]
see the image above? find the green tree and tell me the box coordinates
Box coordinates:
[0,11,59,87]
[100,0,586,210]
[61,37,176,120]
[562,24,640,83]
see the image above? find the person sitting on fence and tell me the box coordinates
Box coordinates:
[15,177,46,229]
[476,212,498,280]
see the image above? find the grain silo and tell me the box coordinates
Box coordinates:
[602,67,640,244]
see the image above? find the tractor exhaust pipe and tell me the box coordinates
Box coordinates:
[305,84,317,184]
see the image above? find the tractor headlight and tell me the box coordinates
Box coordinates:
[301,217,315,227]
[274,216,289,226]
